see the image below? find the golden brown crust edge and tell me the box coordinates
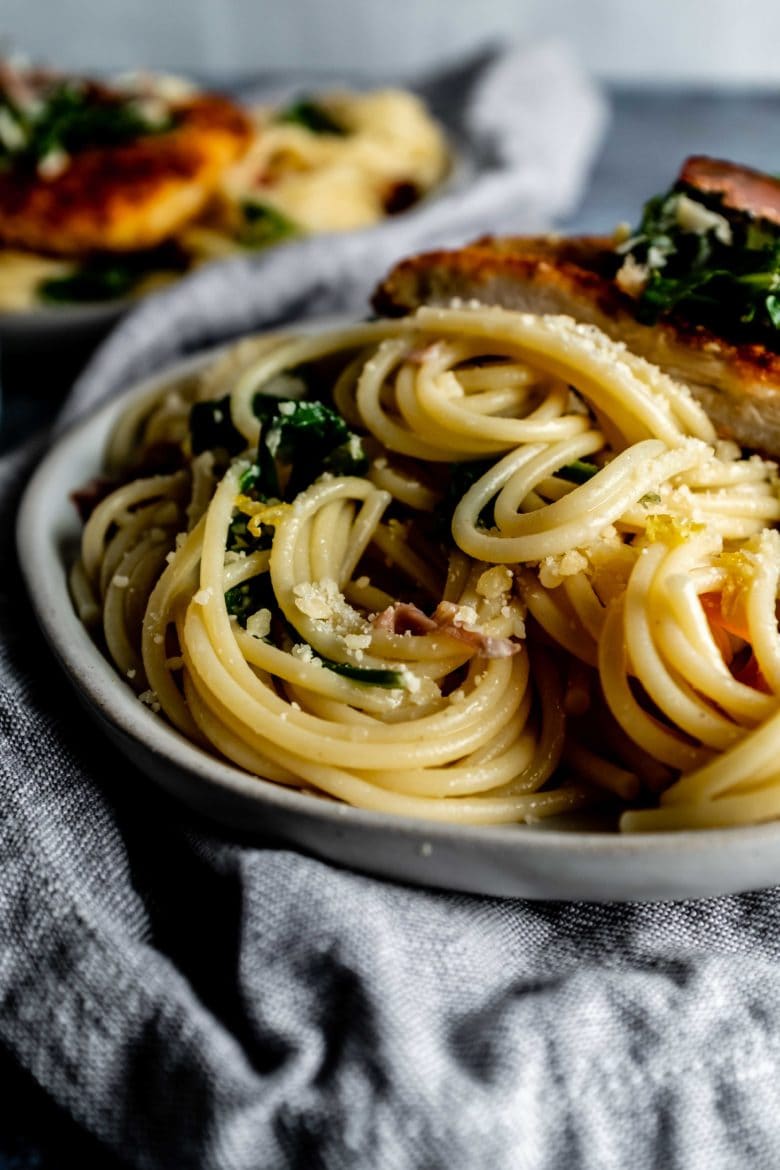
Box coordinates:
[0,93,253,255]
[371,235,780,454]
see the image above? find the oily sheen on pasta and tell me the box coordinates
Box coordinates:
[71,306,780,831]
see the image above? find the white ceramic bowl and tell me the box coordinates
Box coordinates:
[17,337,780,902]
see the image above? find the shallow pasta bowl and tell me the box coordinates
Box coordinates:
[16,330,780,902]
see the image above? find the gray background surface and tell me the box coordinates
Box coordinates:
[5,0,780,84]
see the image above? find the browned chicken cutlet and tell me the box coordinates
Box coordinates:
[374,158,780,456]
[0,92,253,255]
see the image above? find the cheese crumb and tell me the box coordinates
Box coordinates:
[452,604,478,628]
[615,253,649,298]
[193,587,213,606]
[476,565,513,600]
[293,579,340,619]
[112,575,130,589]
[246,608,272,639]
[675,193,732,244]
[399,668,421,694]
[345,633,371,651]
[538,550,589,589]
[138,689,161,713]
[292,643,321,665]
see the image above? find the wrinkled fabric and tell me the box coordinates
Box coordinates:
[5,45,778,1170]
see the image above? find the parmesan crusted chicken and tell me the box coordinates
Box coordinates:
[373,157,780,455]
[0,70,252,255]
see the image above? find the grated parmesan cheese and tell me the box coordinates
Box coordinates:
[344,633,371,651]
[476,565,513,600]
[246,609,272,639]
[138,689,161,713]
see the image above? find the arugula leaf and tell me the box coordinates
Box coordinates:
[224,574,274,628]
[39,262,140,304]
[617,185,780,345]
[284,628,406,688]
[767,295,780,329]
[441,460,497,536]
[557,460,599,485]
[320,659,405,687]
[254,398,367,499]
[275,98,347,136]
[226,512,276,553]
[239,201,299,250]
[38,244,186,304]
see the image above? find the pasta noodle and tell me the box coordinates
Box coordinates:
[198,88,450,247]
[72,305,780,831]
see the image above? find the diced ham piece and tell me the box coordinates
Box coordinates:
[373,601,520,658]
[432,601,521,658]
[373,602,438,635]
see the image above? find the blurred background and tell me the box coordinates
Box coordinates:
[5,0,780,85]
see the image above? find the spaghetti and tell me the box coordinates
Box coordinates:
[71,306,780,831]
[186,87,451,260]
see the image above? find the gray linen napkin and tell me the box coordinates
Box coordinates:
[5,44,779,1170]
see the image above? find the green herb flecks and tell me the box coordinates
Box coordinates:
[275,97,347,136]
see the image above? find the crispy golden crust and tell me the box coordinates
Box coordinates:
[0,94,252,255]
[372,235,780,455]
